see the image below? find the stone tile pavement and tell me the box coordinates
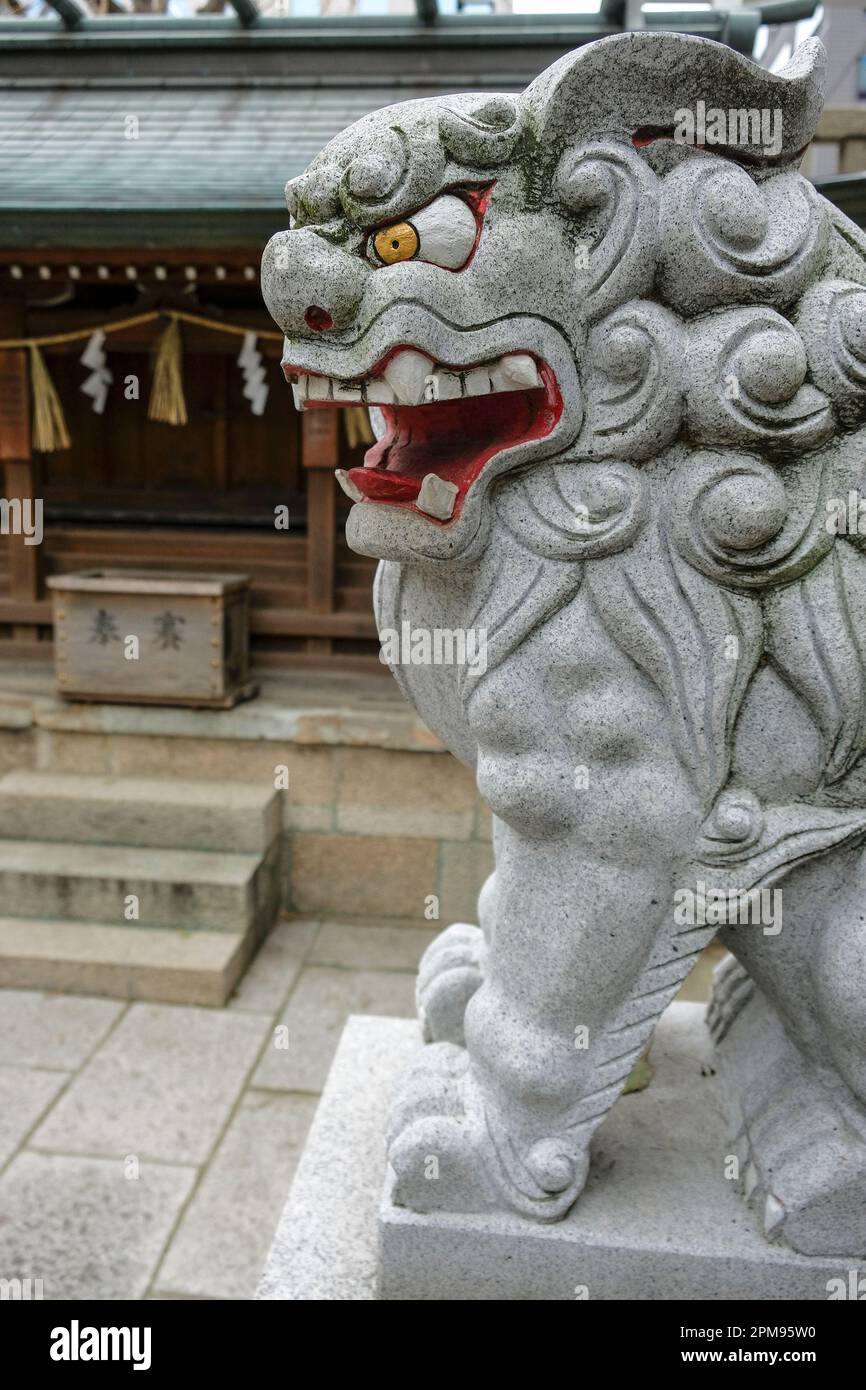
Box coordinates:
[0,916,429,1301]
[0,918,722,1301]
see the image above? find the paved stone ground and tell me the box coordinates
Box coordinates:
[0,918,722,1301]
[0,917,428,1301]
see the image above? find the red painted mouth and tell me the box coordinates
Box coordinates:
[283,350,562,524]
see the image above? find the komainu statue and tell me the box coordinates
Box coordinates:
[263,32,866,1255]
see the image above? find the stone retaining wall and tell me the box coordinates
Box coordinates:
[0,689,493,930]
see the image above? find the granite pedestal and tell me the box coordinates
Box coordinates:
[257,1003,866,1300]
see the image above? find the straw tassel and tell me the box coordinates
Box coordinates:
[148,317,187,426]
[28,344,71,453]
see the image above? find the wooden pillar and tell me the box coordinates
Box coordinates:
[0,304,42,642]
[301,409,339,656]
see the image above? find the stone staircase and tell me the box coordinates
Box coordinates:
[0,771,283,1006]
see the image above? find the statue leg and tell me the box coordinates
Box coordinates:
[714,843,866,1254]
[387,588,710,1219]
[812,843,866,1105]
[388,821,703,1219]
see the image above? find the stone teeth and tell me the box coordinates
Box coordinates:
[293,375,366,402]
[306,375,331,401]
[463,366,493,397]
[360,352,544,408]
[365,380,395,405]
[331,380,362,402]
[490,353,541,392]
[383,350,433,405]
[416,473,459,521]
[335,468,363,503]
[367,405,388,443]
[427,371,462,402]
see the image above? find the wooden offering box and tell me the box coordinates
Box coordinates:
[47,570,257,709]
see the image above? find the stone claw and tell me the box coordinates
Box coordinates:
[416,922,485,1046]
[385,1040,468,1148]
[389,1114,497,1215]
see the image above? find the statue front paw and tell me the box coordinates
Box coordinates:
[416,922,484,1046]
[385,1039,590,1220]
[385,1040,496,1213]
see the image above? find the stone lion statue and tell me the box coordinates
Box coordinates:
[263,32,866,1256]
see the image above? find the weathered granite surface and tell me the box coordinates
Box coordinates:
[257,1007,866,1300]
[263,31,866,1257]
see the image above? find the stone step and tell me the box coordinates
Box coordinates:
[0,839,281,933]
[0,771,280,853]
[0,917,254,1007]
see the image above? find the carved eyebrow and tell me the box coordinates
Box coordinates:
[362,183,493,233]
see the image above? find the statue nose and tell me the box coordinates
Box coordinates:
[304,306,334,332]
[261,228,367,337]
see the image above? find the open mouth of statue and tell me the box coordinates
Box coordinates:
[282,349,562,523]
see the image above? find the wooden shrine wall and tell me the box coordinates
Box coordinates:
[0,277,379,671]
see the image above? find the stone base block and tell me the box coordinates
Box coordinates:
[258,1004,865,1301]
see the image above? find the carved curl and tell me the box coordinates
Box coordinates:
[657,160,828,317]
[497,459,648,561]
[438,96,521,168]
[685,308,833,457]
[555,141,659,322]
[338,118,446,226]
[796,279,866,429]
[585,300,685,460]
[665,448,836,590]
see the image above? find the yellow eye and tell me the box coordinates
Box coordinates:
[372,221,419,265]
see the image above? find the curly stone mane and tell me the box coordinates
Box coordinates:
[479,38,866,824]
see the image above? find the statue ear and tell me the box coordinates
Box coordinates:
[523,32,826,168]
